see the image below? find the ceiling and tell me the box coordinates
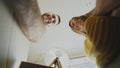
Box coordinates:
[28,0,95,65]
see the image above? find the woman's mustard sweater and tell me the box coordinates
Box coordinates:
[84,16,120,68]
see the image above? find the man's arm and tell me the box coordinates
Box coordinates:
[93,0,120,16]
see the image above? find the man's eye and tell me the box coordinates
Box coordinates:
[53,20,56,23]
[52,15,55,18]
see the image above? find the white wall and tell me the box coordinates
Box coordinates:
[0,1,29,68]
[28,0,95,65]
[0,0,96,67]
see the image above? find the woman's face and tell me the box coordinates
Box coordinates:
[70,18,85,31]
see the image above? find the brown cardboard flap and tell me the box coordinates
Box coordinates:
[19,61,53,68]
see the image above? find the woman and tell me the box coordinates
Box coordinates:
[69,0,120,68]
[69,16,87,36]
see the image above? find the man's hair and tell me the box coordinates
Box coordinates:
[57,15,61,24]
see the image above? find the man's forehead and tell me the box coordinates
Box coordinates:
[45,12,55,15]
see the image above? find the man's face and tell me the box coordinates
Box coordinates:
[70,18,84,31]
[42,13,60,26]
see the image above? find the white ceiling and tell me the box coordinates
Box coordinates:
[28,0,95,65]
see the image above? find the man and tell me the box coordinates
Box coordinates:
[69,0,120,68]
[42,12,61,26]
